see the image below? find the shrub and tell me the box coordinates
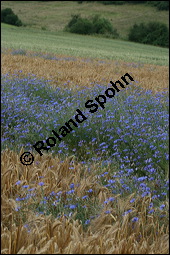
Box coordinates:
[128,23,146,42]
[99,1,148,5]
[69,18,93,35]
[66,14,81,29]
[1,8,22,26]
[65,14,119,38]
[100,1,125,5]
[147,1,169,11]
[155,1,169,10]
[1,8,13,22]
[91,14,119,38]
[91,15,111,34]
[128,21,169,47]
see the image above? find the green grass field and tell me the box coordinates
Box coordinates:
[1,1,169,39]
[1,23,169,65]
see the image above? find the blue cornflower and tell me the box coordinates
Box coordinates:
[69,204,77,209]
[99,142,106,147]
[149,203,153,208]
[16,180,21,185]
[28,188,35,192]
[40,200,46,204]
[50,191,56,196]
[67,189,75,194]
[132,217,139,222]
[82,195,88,199]
[85,219,90,225]
[142,192,149,197]
[22,185,29,188]
[70,183,74,189]
[130,198,135,203]
[90,216,95,219]
[148,168,156,173]
[16,197,23,201]
[148,177,154,181]
[159,215,166,218]
[148,209,154,214]
[127,168,134,174]
[92,138,97,142]
[140,183,147,188]
[161,192,167,196]
[122,184,130,191]
[105,210,111,214]
[56,191,62,196]
[15,206,21,211]
[87,189,93,193]
[160,204,165,210]
[137,177,147,182]
[152,195,158,199]
[38,182,44,186]
[108,179,116,184]
[108,197,115,202]
[122,209,132,216]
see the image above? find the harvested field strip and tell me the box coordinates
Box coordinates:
[1,51,169,93]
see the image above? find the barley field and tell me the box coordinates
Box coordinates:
[1,23,169,66]
[1,2,169,254]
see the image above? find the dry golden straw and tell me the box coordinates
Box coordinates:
[1,149,169,254]
[1,51,169,93]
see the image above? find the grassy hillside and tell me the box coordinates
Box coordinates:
[1,23,169,66]
[1,1,169,40]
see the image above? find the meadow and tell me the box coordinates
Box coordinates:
[1,2,169,254]
[1,1,169,39]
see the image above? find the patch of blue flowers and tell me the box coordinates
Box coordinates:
[2,71,168,227]
[2,74,169,179]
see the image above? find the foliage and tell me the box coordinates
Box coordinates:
[147,1,169,10]
[66,14,93,35]
[65,14,119,38]
[1,8,22,26]
[100,1,126,5]
[91,14,118,36]
[78,0,169,10]
[128,21,169,47]
[1,7,13,21]
[78,1,147,4]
